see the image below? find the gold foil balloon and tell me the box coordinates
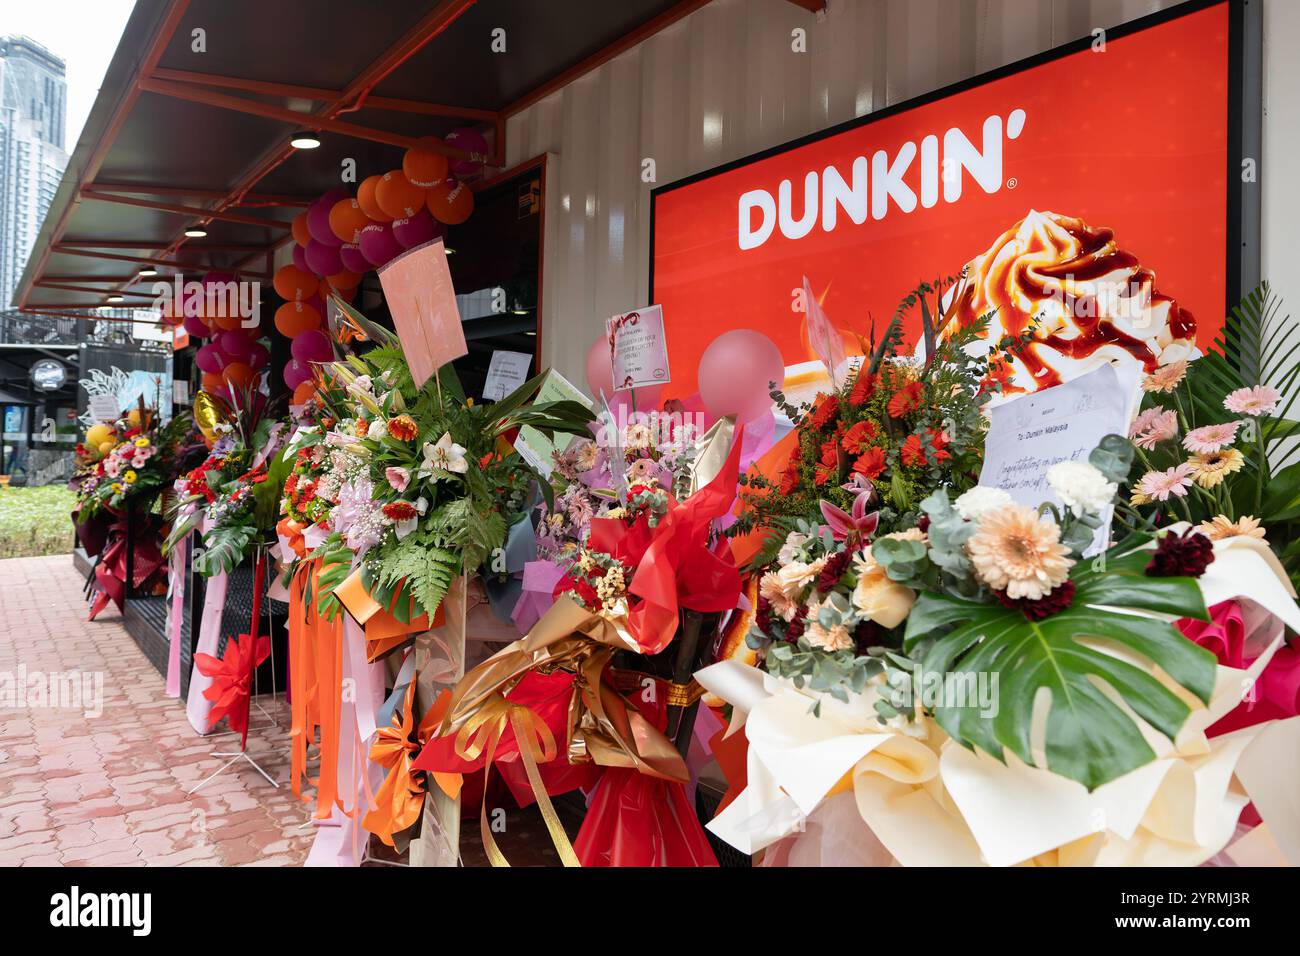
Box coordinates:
[193,390,231,447]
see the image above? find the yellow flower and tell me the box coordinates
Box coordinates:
[967,504,1073,600]
[111,483,124,494]
[1198,514,1266,541]
[134,437,150,447]
[1130,487,1151,506]
[124,470,137,484]
[1141,360,1188,394]
[1187,448,1244,488]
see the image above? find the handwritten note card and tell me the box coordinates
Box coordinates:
[979,363,1140,551]
[378,238,468,388]
[483,350,532,401]
[606,305,670,391]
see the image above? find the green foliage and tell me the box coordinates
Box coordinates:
[902,536,1216,791]
[193,522,256,576]
[368,528,460,619]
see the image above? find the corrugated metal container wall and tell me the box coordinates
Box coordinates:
[505,0,1189,384]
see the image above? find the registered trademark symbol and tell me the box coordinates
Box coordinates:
[1006,177,1018,188]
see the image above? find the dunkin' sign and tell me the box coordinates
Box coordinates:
[651,0,1238,401]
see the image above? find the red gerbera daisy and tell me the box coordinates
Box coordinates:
[810,394,840,431]
[841,420,878,454]
[853,447,886,479]
[900,433,926,468]
[887,381,924,419]
[382,501,419,522]
[849,370,877,407]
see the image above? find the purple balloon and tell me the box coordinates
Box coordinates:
[307,198,343,247]
[246,342,270,371]
[291,329,334,364]
[305,239,343,277]
[358,221,403,267]
[183,313,212,338]
[292,243,310,274]
[194,343,227,373]
[283,359,313,390]
[339,242,370,274]
[218,331,252,360]
[392,209,442,249]
[446,127,489,179]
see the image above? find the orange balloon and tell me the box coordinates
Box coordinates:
[375,169,425,220]
[200,371,225,394]
[426,179,474,225]
[292,211,312,247]
[402,137,450,188]
[273,264,318,301]
[209,310,247,333]
[292,380,317,406]
[326,269,361,291]
[357,174,393,223]
[274,301,322,338]
[221,362,255,391]
[328,198,371,244]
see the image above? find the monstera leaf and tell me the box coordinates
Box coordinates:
[903,538,1216,790]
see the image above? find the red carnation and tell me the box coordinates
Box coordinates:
[1146,530,1215,578]
[996,580,1076,620]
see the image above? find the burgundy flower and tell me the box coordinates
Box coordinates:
[996,580,1076,621]
[853,619,880,654]
[1146,529,1215,578]
[784,607,808,643]
[816,548,854,593]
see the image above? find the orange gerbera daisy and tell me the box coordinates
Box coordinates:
[900,433,926,467]
[887,382,924,418]
[853,447,886,479]
[841,420,878,454]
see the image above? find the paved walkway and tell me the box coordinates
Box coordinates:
[0,554,315,866]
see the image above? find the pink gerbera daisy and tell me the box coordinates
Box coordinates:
[1136,463,1195,501]
[1223,385,1281,416]
[1129,406,1178,450]
[1182,421,1241,454]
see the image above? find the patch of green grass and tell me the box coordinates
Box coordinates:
[0,484,78,559]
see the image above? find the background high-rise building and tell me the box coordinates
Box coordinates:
[0,35,69,318]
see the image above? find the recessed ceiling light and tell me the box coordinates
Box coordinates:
[138,267,158,277]
[105,294,124,303]
[184,225,208,238]
[290,130,321,149]
[444,247,456,255]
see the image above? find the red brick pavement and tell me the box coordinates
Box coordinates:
[0,555,315,866]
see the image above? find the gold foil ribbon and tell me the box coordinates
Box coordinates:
[689,415,737,495]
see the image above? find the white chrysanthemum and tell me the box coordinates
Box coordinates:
[953,486,1014,522]
[1046,460,1116,514]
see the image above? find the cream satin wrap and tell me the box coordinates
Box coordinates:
[697,535,1300,866]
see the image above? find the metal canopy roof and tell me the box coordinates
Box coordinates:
[15,0,708,321]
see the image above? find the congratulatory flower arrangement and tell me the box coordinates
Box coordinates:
[71,406,199,518]
[748,435,1219,790]
[294,309,594,622]
[732,277,1034,554]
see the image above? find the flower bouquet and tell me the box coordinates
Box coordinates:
[701,436,1300,865]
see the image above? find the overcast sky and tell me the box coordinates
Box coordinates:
[2,0,137,152]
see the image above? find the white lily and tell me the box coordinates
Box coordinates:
[419,432,468,480]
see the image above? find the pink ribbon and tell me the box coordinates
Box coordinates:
[164,536,187,698]
[185,568,228,735]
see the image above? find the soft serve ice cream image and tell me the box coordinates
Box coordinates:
[937,209,1199,396]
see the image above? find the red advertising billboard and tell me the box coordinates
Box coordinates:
[651,0,1241,403]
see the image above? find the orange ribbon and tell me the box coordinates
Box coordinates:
[363,682,462,847]
[288,558,344,819]
[334,568,445,661]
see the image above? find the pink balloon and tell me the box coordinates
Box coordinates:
[283,359,313,390]
[305,239,343,277]
[446,127,489,179]
[358,221,403,267]
[698,329,784,423]
[246,342,270,371]
[194,343,227,374]
[392,209,442,249]
[218,331,252,360]
[307,194,344,246]
[291,329,334,363]
[339,242,369,274]
[292,243,310,274]
[183,313,212,338]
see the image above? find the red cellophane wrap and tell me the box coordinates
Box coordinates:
[574,675,717,867]
[1179,599,1300,735]
[587,426,744,654]
[413,669,601,805]
[88,509,165,621]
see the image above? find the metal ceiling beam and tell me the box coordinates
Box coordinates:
[80,186,293,229]
[85,182,312,207]
[51,246,268,279]
[137,76,474,159]
[57,240,272,252]
[36,282,160,299]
